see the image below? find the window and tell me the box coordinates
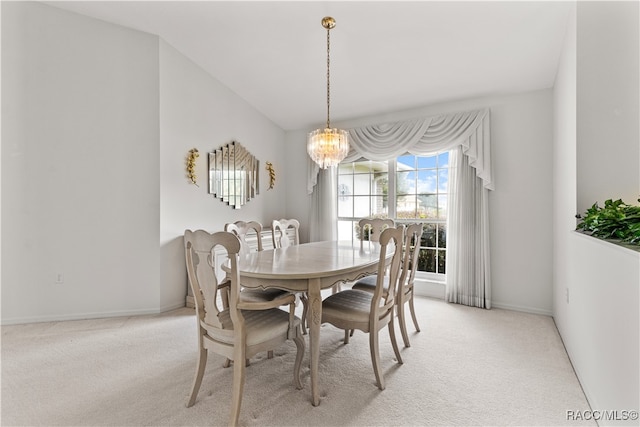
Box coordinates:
[337,152,450,276]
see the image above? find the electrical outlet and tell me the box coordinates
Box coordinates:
[55,273,64,284]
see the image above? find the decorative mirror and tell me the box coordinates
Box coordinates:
[209,141,259,209]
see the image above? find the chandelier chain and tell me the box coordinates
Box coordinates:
[326,26,331,130]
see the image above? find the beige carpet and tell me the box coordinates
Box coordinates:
[1,297,594,426]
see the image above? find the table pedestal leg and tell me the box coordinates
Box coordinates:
[308,278,322,406]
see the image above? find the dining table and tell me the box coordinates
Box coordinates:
[232,239,386,406]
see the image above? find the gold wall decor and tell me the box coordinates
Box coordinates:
[208,141,259,209]
[186,148,199,186]
[266,162,276,190]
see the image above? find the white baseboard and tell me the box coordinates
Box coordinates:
[1,307,164,326]
[413,280,553,317]
[491,301,553,317]
[414,279,446,300]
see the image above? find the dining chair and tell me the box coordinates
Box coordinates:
[342,218,396,343]
[224,221,291,303]
[353,222,424,347]
[184,229,305,427]
[271,218,300,249]
[358,218,395,249]
[224,221,293,362]
[271,218,309,334]
[321,225,405,391]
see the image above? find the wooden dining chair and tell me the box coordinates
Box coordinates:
[321,225,405,391]
[184,229,305,427]
[224,221,291,303]
[342,218,396,343]
[224,221,293,361]
[358,218,395,249]
[353,222,424,347]
[271,218,300,249]
[271,218,309,334]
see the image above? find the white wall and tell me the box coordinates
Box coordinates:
[2,2,160,323]
[1,2,289,323]
[158,40,288,310]
[576,1,640,214]
[287,89,555,315]
[553,2,639,421]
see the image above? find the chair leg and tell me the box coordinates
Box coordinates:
[292,329,305,390]
[369,330,385,390]
[408,294,421,333]
[223,358,250,367]
[397,300,411,348]
[300,293,308,335]
[229,345,247,427]
[388,315,403,365]
[186,346,208,407]
[344,329,350,344]
[267,351,274,359]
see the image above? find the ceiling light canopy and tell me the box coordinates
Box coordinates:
[307,17,349,169]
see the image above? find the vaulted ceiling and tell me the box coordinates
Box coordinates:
[46,1,573,130]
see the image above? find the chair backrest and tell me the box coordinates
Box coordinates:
[184,229,243,334]
[399,223,424,290]
[358,218,395,249]
[224,220,263,256]
[272,219,300,248]
[372,225,406,318]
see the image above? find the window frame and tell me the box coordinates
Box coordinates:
[336,153,449,279]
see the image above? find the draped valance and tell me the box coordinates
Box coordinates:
[308,108,493,194]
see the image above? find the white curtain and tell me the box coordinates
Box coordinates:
[308,157,338,242]
[308,108,493,309]
[446,147,492,308]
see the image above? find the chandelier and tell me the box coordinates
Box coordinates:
[307,16,349,169]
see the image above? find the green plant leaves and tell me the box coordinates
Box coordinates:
[576,198,640,245]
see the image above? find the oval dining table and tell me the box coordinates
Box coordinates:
[232,240,385,406]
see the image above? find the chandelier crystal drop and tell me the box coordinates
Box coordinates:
[307,16,349,169]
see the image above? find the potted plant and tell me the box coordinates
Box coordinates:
[576,198,640,246]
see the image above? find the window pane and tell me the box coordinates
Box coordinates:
[397,195,417,218]
[417,194,437,219]
[353,160,373,173]
[438,224,447,248]
[337,173,351,187]
[396,171,414,195]
[438,250,446,274]
[353,196,371,217]
[372,174,388,195]
[438,169,448,192]
[338,163,353,174]
[438,152,449,167]
[352,174,371,195]
[397,155,415,169]
[417,156,437,168]
[372,195,388,216]
[417,169,437,193]
[418,248,436,273]
[338,196,353,217]
[438,194,448,219]
[421,223,436,247]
